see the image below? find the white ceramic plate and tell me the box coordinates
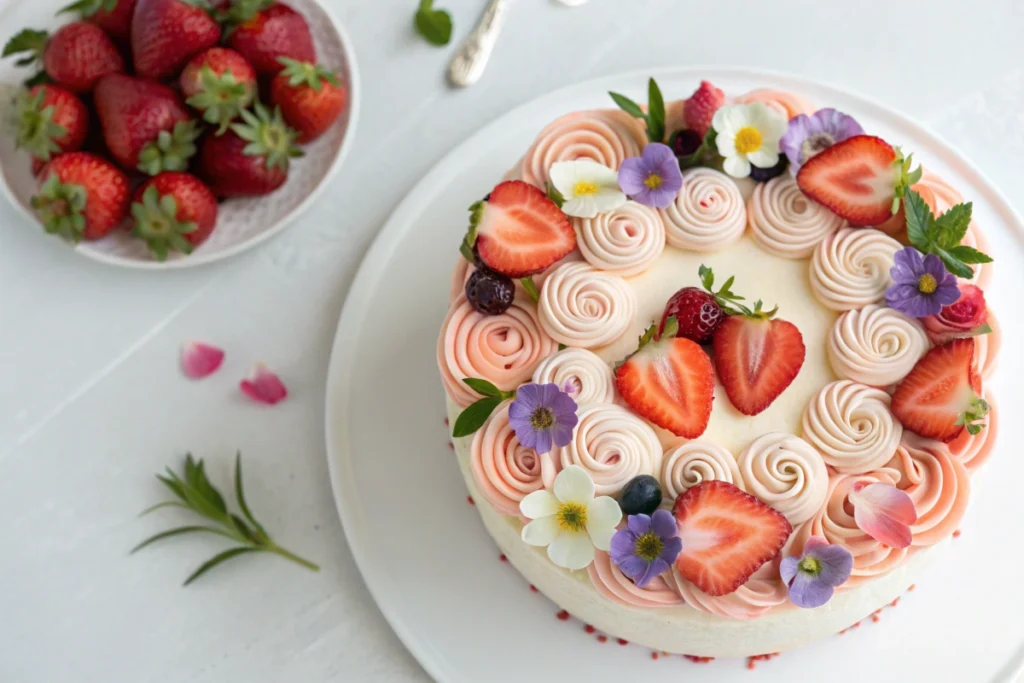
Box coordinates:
[325,68,1024,683]
[0,0,359,269]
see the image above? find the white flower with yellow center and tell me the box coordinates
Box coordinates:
[712,102,788,178]
[549,159,627,218]
[519,464,622,570]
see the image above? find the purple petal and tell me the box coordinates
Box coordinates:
[806,544,854,588]
[886,285,940,318]
[650,509,678,540]
[935,282,962,307]
[642,142,677,167]
[507,401,532,422]
[537,382,560,406]
[895,246,925,274]
[550,422,575,448]
[816,108,864,140]
[615,554,649,580]
[514,383,541,406]
[780,555,799,585]
[532,429,553,455]
[636,557,669,588]
[788,571,835,608]
[627,514,652,535]
[659,536,683,564]
[617,156,650,195]
[549,391,579,422]
[609,529,638,563]
[637,186,679,209]
[514,423,539,449]
[779,114,814,166]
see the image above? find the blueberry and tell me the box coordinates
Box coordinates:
[749,154,789,182]
[619,475,663,516]
[465,266,514,315]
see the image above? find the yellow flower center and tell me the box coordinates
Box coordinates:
[734,126,763,155]
[643,173,663,190]
[530,406,554,430]
[634,531,664,562]
[556,501,588,532]
[573,180,599,196]
[918,273,938,294]
[798,556,821,576]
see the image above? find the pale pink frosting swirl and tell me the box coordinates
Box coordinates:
[737,433,829,525]
[661,441,744,500]
[747,175,845,258]
[974,310,1001,379]
[538,262,637,348]
[734,89,815,119]
[574,201,666,276]
[827,304,929,387]
[470,402,562,516]
[801,380,903,474]
[810,227,902,311]
[518,109,647,188]
[665,564,788,620]
[948,389,998,472]
[587,550,684,608]
[560,403,662,496]
[886,432,970,547]
[438,295,557,407]
[531,347,615,404]
[658,168,747,251]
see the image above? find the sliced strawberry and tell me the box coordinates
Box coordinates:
[713,313,805,416]
[891,338,988,442]
[614,320,715,438]
[673,481,792,596]
[466,180,575,277]
[797,135,901,226]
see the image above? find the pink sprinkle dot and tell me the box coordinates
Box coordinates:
[556,610,569,621]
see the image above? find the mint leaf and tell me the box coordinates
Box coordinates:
[608,91,645,120]
[945,244,993,265]
[462,377,503,398]
[647,78,665,143]
[520,276,540,303]
[934,248,975,279]
[414,0,452,46]
[934,202,972,248]
[452,397,503,437]
[698,264,714,291]
[545,181,565,208]
[903,190,934,252]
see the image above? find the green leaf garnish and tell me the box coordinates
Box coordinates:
[678,128,721,170]
[133,453,319,585]
[954,396,990,436]
[461,377,505,398]
[903,189,993,280]
[452,396,504,437]
[608,78,666,143]
[699,265,776,318]
[545,181,566,208]
[520,276,540,303]
[414,0,453,46]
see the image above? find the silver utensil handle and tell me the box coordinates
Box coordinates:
[447,0,511,88]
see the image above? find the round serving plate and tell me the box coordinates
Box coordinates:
[0,0,360,269]
[325,67,1024,683]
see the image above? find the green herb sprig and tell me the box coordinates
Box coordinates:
[699,265,777,319]
[414,0,453,46]
[452,378,515,437]
[678,128,721,170]
[133,453,319,585]
[609,78,666,144]
[903,189,993,279]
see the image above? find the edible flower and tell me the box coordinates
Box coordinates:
[848,482,917,549]
[239,363,288,405]
[508,382,579,455]
[885,246,960,318]
[520,465,622,570]
[609,509,682,588]
[711,102,787,178]
[780,536,853,608]
[180,340,224,379]
[549,159,626,218]
[779,108,864,173]
[922,284,991,342]
[617,143,684,209]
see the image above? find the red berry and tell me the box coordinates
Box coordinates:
[683,80,725,138]
[713,314,806,416]
[796,135,901,226]
[660,287,724,344]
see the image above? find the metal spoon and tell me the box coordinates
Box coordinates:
[447,0,513,88]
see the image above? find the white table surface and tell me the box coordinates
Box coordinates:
[3,1,1023,681]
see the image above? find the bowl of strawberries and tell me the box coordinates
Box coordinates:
[0,0,358,268]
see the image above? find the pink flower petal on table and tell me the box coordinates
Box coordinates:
[240,364,288,405]
[849,482,917,549]
[181,341,225,379]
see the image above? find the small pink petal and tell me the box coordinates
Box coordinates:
[849,483,917,549]
[239,364,288,405]
[803,535,830,552]
[181,341,225,379]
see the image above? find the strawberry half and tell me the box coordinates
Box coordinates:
[891,338,988,442]
[673,481,792,596]
[614,319,715,438]
[797,135,918,227]
[464,180,575,278]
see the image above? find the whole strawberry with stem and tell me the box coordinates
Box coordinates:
[3,23,123,93]
[94,74,200,176]
[15,85,89,165]
[197,101,303,197]
[33,151,130,241]
[224,0,316,75]
[270,57,346,143]
[181,47,257,135]
[132,0,222,80]
[131,172,218,260]
[59,0,139,43]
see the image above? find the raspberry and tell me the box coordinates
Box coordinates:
[684,80,726,138]
[659,287,724,344]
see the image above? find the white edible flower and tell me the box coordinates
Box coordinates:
[549,159,627,218]
[712,102,787,178]
[519,465,622,570]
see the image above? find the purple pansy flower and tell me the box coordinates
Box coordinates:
[608,509,682,588]
[779,108,864,172]
[885,246,960,318]
[780,536,853,609]
[507,383,578,454]
[617,143,684,209]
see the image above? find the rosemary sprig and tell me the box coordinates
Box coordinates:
[132,452,319,585]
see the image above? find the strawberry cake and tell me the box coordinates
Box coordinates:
[437,78,999,658]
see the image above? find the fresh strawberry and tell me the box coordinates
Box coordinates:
[94,74,199,176]
[713,304,806,416]
[3,23,123,93]
[197,101,302,197]
[891,338,988,442]
[224,1,316,75]
[614,319,715,438]
[59,0,138,43]
[464,180,574,277]
[660,288,723,344]
[131,0,222,81]
[797,135,922,227]
[15,85,89,164]
[181,47,257,134]
[131,172,218,259]
[270,57,346,143]
[683,80,725,138]
[674,481,792,596]
[32,151,130,241]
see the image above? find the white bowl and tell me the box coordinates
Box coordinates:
[0,0,360,269]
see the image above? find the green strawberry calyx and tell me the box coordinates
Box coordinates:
[58,0,118,18]
[232,101,303,172]
[138,121,201,177]
[16,88,68,162]
[699,264,778,320]
[31,173,88,242]
[130,185,197,261]
[277,57,341,91]
[2,29,49,70]
[187,66,254,135]
[218,0,274,27]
